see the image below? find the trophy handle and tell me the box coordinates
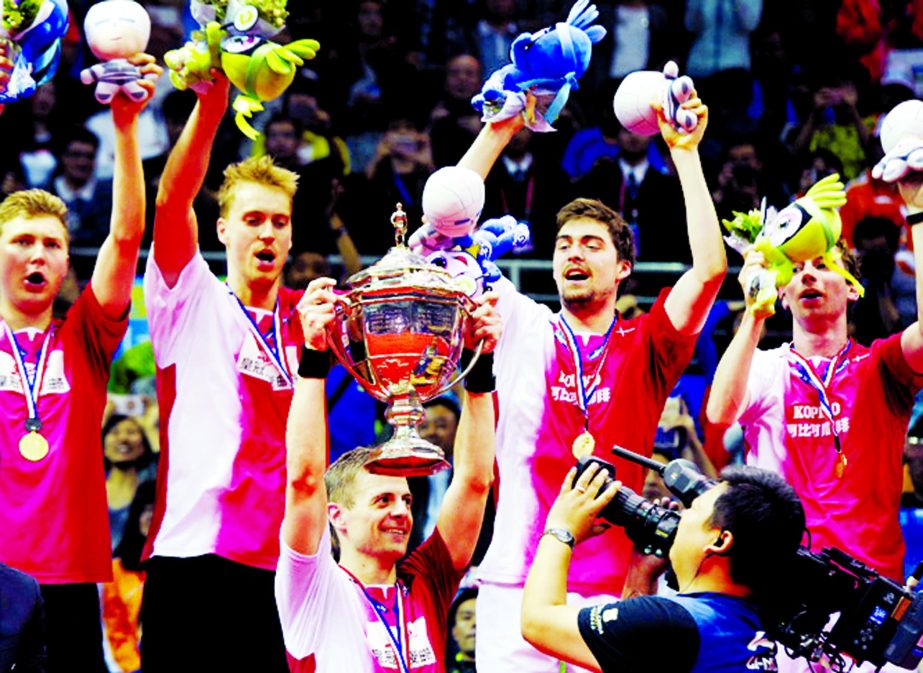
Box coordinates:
[325,294,378,397]
[435,338,485,396]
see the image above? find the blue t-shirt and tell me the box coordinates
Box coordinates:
[578,592,777,672]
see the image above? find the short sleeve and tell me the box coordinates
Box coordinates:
[275,527,354,659]
[401,528,465,620]
[738,347,783,426]
[66,283,130,373]
[577,596,699,673]
[874,332,923,400]
[644,288,699,386]
[143,249,217,366]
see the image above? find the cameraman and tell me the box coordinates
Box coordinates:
[521,463,805,672]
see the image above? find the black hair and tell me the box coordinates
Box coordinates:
[102,414,155,473]
[423,395,460,421]
[447,587,478,629]
[709,466,805,597]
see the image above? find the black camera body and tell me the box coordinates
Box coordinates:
[575,453,923,670]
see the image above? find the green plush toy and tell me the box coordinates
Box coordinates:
[165,0,319,138]
[723,173,863,316]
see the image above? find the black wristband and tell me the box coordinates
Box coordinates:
[461,349,495,394]
[298,346,332,379]
[908,211,923,226]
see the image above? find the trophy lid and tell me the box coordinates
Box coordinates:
[345,204,464,297]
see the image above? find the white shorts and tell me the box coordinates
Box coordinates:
[476,582,617,673]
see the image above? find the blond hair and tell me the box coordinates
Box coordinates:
[0,189,69,238]
[325,446,378,507]
[217,155,299,217]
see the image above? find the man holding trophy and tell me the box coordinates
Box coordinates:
[276,276,501,672]
[456,89,727,670]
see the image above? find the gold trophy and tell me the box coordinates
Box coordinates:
[326,204,482,476]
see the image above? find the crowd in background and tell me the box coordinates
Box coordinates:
[3,0,923,670]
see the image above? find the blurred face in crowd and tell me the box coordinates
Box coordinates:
[357,1,383,38]
[0,215,69,319]
[669,483,727,589]
[642,452,672,501]
[553,219,627,313]
[61,140,98,187]
[780,255,858,329]
[616,128,650,163]
[420,403,458,457]
[332,470,413,564]
[218,181,293,290]
[285,251,329,290]
[452,597,477,660]
[265,120,300,162]
[104,418,147,467]
[445,55,482,102]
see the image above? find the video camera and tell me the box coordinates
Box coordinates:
[575,449,923,671]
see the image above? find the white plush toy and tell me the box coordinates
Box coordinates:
[420,166,486,238]
[80,0,153,105]
[872,99,923,183]
[612,60,697,136]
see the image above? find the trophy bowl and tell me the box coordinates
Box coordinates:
[326,206,479,476]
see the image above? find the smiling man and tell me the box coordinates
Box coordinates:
[140,74,302,673]
[455,93,727,671]
[706,173,923,609]
[0,55,160,673]
[275,277,499,672]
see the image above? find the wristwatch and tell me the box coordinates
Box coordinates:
[542,527,576,549]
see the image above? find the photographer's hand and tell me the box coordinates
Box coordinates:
[545,465,619,545]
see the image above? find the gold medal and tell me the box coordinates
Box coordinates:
[835,452,847,479]
[572,431,595,459]
[19,431,49,462]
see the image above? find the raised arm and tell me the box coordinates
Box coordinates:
[282,277,339,554]
[91,54,162,318]
[898,175,923,371]
[433,293,500,571]
[521,464,618,671]
[456,115,524,180]
[662,96,728,335]
[706,250,770,425]
[152,73,230,287]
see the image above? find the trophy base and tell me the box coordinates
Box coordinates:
[364,435,451,477]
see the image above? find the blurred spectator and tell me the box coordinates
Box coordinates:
[591,0,682,86]
[12,82,65,187]
[711,138,766,221]
[430,53,484,167]
[340,116,434,255]
[446,587,478,673]
[102,414,157,553]
[102,481,155,673]
[852,216,904,345]
[791,147,844,198]
[481,127,572,257]
[839,171,908,248]
[44,126,112,250]
[474,0,518,75]
[574,122,686,263]
[653,395,718,478]
[900,420,923,581]
[0,563,46,673]
[684,0,762,79]
[785,69,874,181]
[410,397,461,549]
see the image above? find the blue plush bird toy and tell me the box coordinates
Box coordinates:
[471,0,606,132]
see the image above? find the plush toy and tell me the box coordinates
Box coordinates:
[0,0,68,104]
[471,0,606,132]
[872,99,923,183]
[80,0,153,105]
[164,0,319,139]
[612,60,698,136]
[723,173,862,316]
[413,215,531,298]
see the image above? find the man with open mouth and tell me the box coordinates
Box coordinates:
[451,86,727,672]
[140,71,303,672]
[0,54,161,673]
[707,161,923,673]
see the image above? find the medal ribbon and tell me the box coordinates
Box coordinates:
[341,567,410,673]
[556,313,618,424]
[228,289,293,388]
[3,323,53,425]
[787,339,852,451]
